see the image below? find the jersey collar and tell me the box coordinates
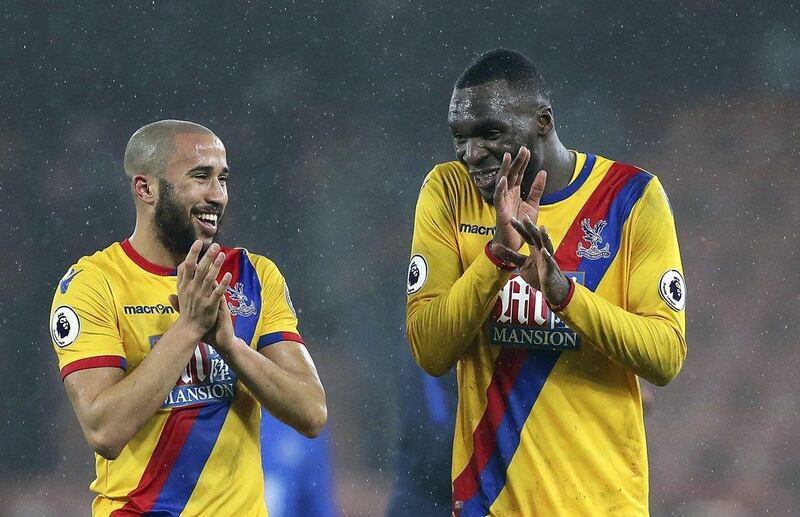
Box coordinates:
[120,239,177,276]
[539,152,596,205]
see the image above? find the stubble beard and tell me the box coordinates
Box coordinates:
[154,179,216,258]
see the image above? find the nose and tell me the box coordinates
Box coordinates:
[463,138,488,167]
[206,177,227,204]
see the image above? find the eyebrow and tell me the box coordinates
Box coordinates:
[449,119,508,132]
[187,165,231,174]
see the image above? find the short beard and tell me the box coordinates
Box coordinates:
[154,179,210,257]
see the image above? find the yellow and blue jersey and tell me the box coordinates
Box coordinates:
[49,240,303,516]
[406,152,686,516]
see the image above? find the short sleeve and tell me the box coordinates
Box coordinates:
[251,256,304,350]
[49,261,126,380]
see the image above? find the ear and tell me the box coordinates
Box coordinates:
[537,107,554,136]
[132,174,157,205]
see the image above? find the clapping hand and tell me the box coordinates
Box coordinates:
[492,215,571,308]
[491,146,547,253]
[168,241,234,342]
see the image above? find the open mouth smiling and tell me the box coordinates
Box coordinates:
[194,212,219,232]
[471,168,500,190]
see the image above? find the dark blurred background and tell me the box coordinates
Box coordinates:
[1,1,798,515]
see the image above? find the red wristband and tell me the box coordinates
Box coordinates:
[484,242,517,271]
[548,277,575,312]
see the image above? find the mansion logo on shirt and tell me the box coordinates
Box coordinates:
[149,336,238,408]
[489,272,584,351]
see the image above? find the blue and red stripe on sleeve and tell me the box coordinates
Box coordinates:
[256,332,305,350]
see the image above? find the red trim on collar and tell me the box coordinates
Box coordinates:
[120,239,177,276]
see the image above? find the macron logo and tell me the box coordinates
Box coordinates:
[123,304,176,315]
[459,223,496,236]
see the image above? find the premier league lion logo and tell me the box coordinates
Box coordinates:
[408,262,420,287]
[51,306,80,348]
[56,313,71,340]
[659,270,686,312]
[406,255,428,295]
[669,277,682,303]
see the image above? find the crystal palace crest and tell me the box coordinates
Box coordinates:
[576,218,611,260]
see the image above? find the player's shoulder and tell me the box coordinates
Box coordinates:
[230,247,283,279]
[423,160,470,190]
[55,242,126,293]
[417,161,473,212]
[592,153,672,211]
[594,153,657,183]
[73,241,124,268]
[427,160,469,181]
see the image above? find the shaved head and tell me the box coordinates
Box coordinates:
[456,49,551,107]
[123,119,216,179]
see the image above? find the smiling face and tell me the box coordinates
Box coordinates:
[153,132,229,255]
[448,80,547,204]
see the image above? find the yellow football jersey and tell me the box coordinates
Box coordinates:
[406,152,686,516]
[50,240,303,516]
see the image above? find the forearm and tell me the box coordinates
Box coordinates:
[557,283,686,386]
[75,320,203,457]
[406,250,511,376]
[217,339,327,437]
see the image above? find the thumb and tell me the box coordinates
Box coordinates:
[218,297,233,324]
[169,294,180,312]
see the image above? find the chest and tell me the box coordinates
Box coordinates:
[109,276,263,371]
[453,197,633,351]
[111,278,182,368]
[454,204,576,268]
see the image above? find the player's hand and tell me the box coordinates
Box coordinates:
[202,297,237,355]
[168,241,232,338]
[493,216,570,307]
[491,146,547,253]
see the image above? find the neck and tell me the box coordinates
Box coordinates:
[128,217,183,269]
[538,137,575,197]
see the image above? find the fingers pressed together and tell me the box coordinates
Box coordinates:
[175,241,234,308]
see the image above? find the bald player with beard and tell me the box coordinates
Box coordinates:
[49,120,327,516]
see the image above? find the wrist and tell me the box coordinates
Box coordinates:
[213,336,244,358]
[173,316,208,343]
[485,241,516,271]
[547,276,575,312]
